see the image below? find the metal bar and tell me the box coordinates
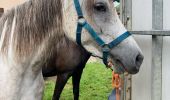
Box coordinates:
[151,0,163,100]
[124,0,132,30]
[130,30,170,36]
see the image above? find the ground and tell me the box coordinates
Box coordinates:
[43,62,113,100]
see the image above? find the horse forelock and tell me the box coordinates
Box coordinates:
[0,0,65,60]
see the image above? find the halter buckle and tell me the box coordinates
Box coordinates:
[78,17,86,26]
[102,44,110,67]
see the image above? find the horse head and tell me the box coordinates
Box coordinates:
[65,0,144,74]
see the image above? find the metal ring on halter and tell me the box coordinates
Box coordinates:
[102,44,110,53]
[78,17,86,26]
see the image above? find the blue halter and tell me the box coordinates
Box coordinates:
[74,0,131,66]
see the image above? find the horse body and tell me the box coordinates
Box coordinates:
[0,0,143,99]
[42,39,91,100]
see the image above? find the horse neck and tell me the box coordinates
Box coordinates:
[54,36,90,71]
[0,0,66,58]
[30,0,64,33]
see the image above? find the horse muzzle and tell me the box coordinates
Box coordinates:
[109,45,144,74]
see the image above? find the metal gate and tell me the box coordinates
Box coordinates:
[120,0,170,100]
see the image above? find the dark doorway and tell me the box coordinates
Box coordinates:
[0,8,4,17]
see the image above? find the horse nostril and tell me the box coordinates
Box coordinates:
[135,53,144,69]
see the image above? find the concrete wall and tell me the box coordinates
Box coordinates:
[162,0,170,99]
[131,0,152,100]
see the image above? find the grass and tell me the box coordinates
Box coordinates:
[43,62,113,100]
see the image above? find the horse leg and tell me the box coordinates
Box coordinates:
[72,50,91,100]
[72,65,85,100]
[52,73,71,100]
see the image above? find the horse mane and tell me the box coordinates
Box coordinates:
[0,0,65,58]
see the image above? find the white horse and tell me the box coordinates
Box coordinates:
[0,0,143,99]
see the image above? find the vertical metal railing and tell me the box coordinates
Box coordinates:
[151,0,163,99]
[120,0,170,100]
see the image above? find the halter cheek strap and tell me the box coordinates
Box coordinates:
[74,0,131,66]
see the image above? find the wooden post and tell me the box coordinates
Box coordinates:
[0,8,4,17]
[121,0,165,99]
[120,0,132,100]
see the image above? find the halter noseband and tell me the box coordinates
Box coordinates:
[74,0,131,66]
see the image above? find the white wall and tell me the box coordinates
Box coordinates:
[162,0,170,100]
[130,0,170,100]
[131,0,152,100]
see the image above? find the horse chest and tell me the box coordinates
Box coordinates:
[0,57,44,100]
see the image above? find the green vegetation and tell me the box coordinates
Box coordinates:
[43,62,113,100]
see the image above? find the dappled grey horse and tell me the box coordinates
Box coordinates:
[0,0,143,99]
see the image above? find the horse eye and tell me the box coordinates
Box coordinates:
[94,3,107,12]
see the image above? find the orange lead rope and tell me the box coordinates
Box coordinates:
[112,71,121,100]
[108,61,122,100]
